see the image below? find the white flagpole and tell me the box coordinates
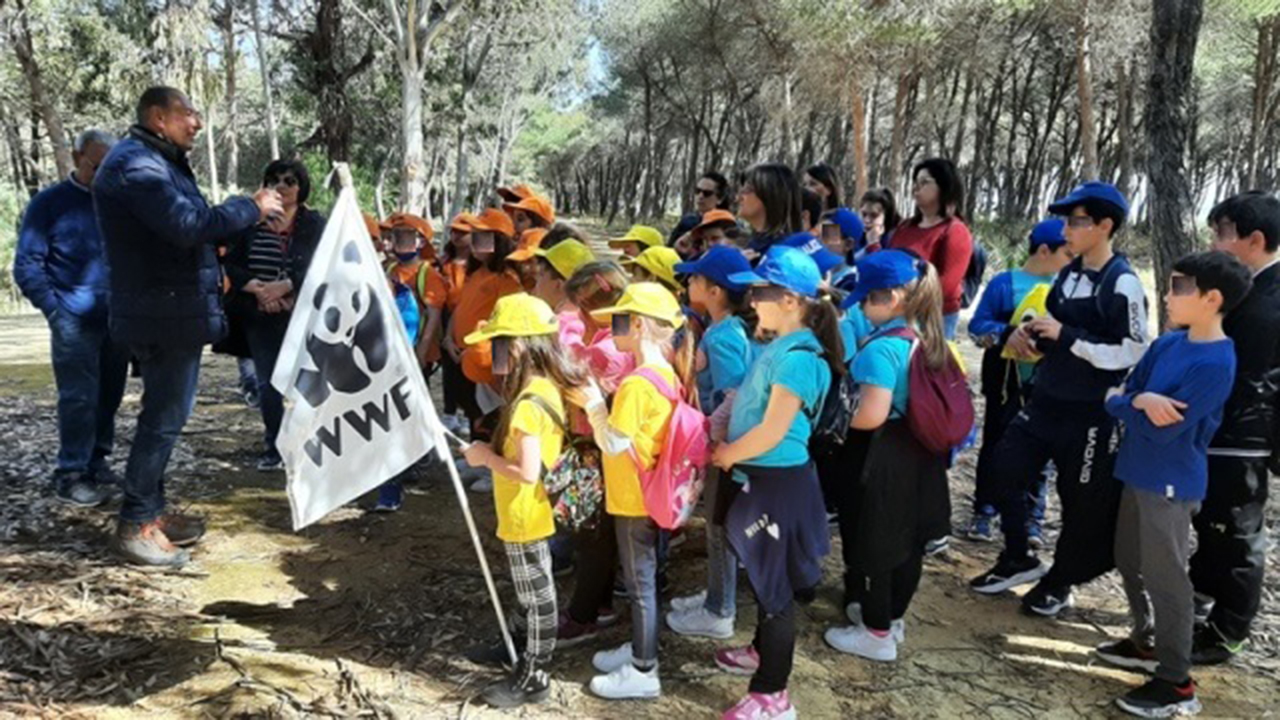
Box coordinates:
[433,425,519,666]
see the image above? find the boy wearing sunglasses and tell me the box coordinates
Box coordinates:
[1094,251,1249,717]
[970,181,1150,619]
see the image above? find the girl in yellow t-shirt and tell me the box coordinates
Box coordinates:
[460,293,587,709]
[571,282,696,702]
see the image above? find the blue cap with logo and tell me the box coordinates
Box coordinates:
[778,232,843,274]
[1028,217,1067,250]
[729,245,823,298]
[825,208,866,244]
[839,249,925,309]
[1047,180,1129,218]
[673,245,752,293]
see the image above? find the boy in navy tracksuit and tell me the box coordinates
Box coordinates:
[966,218,1072,542]
[1094,251,1249,718]
[970,182,1149,618]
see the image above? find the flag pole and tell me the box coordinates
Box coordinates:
[433,425,519,666]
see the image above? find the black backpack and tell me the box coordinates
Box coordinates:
[961,240,988,310]
[788,347,860,456]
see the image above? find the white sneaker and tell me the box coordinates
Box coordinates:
[824,625,897,662]
[467,471,493,494]
[592,642,635,674]
[843,603,904,643]
[671,590,707,613]
[589,662,660,700]
[441,414,462,433]
[666,607,734,639]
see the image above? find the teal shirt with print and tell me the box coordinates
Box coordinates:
[727,328,832,471]
[697,314,755,412]
[853,318,912,419]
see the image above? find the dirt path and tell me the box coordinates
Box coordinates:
[1,313,1278,719]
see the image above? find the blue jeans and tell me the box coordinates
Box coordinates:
[236,357,257,391]
[703,468,737,618]
[48,309,129,477]
[244,314,289,453]
[616,515,659,667]
[943,312,960,341]
[120,343,203,523]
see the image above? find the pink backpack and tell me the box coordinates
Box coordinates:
[628,367,711,530]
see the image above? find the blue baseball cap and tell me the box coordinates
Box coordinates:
[839,249,924,309]
[1028,217,1067,250]
[673,245,752,293]
[1047,181,1129,217]
[729,245,822,298]
[779,232,843,274]
[825,208,865,243]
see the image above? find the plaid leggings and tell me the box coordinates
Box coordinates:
[506,540,557,664]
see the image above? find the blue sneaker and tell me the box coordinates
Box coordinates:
[375,481,403,513]
[966,514,996,542]
[1027,520,1045,549]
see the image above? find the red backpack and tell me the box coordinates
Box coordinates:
[627,367,711,530]
[878,327,974,455]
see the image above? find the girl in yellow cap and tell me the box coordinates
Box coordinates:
[569,282,696,701]
[459,293,587,709]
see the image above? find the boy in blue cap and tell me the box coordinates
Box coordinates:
[819,208,866,284]
[970,181,1150,619]
[965,218,1073,542]
[778,231,844,279]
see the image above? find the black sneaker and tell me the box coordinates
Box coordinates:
[54,473,108,508]
[1021,583,1073,618]
[256,451,284,472]
[1095,638,1159,673]
[465,636,525,668]
[1190,624,1243,666]
[1115,677,1202,718]
[1191,594,1214,626]
[89,465,122,486]
[969,554,1047,595]
[481,660,551,708]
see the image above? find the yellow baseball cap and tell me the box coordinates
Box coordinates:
[464,293,559,344]
[589,281,685,329]
[623,246,682,291]
[608,224,664,250]
[535,239,596,279]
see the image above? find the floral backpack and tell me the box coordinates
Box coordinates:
[521,394,604,530]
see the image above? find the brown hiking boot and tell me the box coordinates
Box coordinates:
[115,520,190,567]
[156,513,207,547]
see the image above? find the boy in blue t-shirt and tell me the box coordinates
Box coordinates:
[966,219,1072,542]
[1094,251,1251,718]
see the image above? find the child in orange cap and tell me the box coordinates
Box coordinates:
[385,214,447,370]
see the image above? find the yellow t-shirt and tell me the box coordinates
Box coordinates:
[493,377,564,544]
[604,364,677,517]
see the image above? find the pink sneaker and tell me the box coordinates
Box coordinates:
[722,690,796,720]
[714,645,760,676]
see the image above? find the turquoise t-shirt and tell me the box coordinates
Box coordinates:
[697,314,755,412]
[840,305,875,365]
[853,318,912,419]
[727,328,832,471]
[1009,269,1056,384]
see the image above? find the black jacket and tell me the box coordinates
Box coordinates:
[94,126,260,347]
[1210,262,1280,455]
[222,207,326,318]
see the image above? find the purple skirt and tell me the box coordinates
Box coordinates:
[725,462,831,615]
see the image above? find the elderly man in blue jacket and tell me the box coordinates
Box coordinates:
[95,86,282,566]
[14,129,126,509]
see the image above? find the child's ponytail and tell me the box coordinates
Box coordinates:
[673,324,700,410]
[805,293,847,378]
[904,261,949,370]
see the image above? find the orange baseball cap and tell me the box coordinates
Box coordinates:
[450,212,479,232]
[386,212,434,241]
[502,194,556,226]
[471,207,516,238]
[506,228,549,262]
[496,183,535,203]
[692,209,737,236]
[362,213,383,241]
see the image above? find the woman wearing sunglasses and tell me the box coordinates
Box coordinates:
[668,171,732,248]
[709,246,840,720]
[223,158,325,471]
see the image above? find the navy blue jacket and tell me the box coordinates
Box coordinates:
[93,127,259,347]
[14,176,110,318]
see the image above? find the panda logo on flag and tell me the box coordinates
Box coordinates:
[295,241,389,407]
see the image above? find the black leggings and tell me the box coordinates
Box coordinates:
[567,513,617,624]
[750,597,795,695]
[860,550,924,632]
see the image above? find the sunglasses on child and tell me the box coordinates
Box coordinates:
[1169,274,1199,297]
[492,337,511,375]
[611,313,632,337]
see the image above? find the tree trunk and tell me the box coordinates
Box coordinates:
[450,123,469,218]
[851,73,868,200]
[1247,16,1280,188]
[1116,56,1136,201]
[8,0,72,178]
[400,62,426,213]
[889,65,913,200]
[250,0,280,159]
[1147,0,1204,329]
[1075,0,1099,180]
[219,1,239,190]
[204,94,221,203]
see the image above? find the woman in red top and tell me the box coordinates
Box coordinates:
[889,158,973,339]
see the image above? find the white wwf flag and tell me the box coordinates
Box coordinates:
[272,187,439,529]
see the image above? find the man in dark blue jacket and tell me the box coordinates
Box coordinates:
[15,129,127,508]
[95,86,282,567]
